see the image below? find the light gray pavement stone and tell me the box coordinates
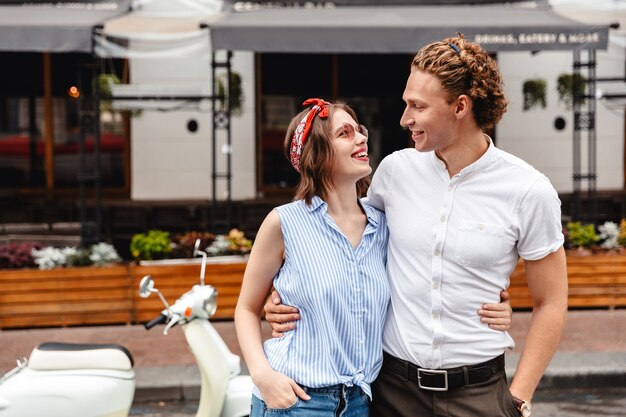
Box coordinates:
[1,310,625,402]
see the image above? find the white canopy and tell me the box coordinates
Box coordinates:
[0,2,130,53]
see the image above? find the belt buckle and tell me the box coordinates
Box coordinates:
[417,368,448,391]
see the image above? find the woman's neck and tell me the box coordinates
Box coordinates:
[324,182,362,217]
[324,182,367,249]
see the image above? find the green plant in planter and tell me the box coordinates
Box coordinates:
[557,73,586,109]
[216,71,244,116]
[566,221,599,248]
[522,79,547,111]
[130,230,173,261]
[65,248,93,267]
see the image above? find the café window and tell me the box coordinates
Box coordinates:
[0,52,127,191]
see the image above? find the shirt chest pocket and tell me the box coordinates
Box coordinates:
[454,221,507,268]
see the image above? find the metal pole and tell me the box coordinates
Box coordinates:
[78,61,87,245]
[588,49,597,224]
[226,51,233,228]
[211,51,217,230]
[572,49,581,221]
[92,26,103,243]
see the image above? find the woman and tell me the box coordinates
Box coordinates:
[235,98,510,417]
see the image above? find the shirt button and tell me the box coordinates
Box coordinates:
[358,339,364,345]
[432,282,439,289]
[433,343,439,349]
[432,312,439,319]
[440,215,446,223]
[434,249,441,256]
[448,185,453,191]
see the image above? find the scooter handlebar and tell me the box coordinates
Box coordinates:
[144,314,168,330]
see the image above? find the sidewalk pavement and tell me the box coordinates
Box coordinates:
[1,309,625,402]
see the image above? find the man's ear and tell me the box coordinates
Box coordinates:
[454,95,472,120]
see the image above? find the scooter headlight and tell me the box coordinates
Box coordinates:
[202,289,218,317]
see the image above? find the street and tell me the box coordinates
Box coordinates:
[129,387,626,417]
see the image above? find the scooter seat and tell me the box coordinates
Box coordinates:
[28,342,134,371]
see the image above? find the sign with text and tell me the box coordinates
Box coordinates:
[467,28,608,51]
[225,0,527,7]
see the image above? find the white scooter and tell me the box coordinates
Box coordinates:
[0,239,253,417]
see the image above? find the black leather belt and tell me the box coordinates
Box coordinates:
[382,352,505,391]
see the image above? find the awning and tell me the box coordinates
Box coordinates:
[208,5,610,53]
[0,2,130,53]
[94,12,221,59]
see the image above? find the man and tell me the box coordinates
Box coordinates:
[266,34,568,417]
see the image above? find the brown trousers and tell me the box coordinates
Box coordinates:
[370,359,520,417]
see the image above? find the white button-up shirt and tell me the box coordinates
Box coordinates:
[366,140,564,369]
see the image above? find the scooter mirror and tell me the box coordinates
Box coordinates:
[192,238,201,257]
[138,275,155,298]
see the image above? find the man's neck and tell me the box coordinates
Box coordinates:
[435,130,489,177]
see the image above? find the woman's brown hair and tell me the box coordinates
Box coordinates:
[284,102,370,205]
[411,33,508,130]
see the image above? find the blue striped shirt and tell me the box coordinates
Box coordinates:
[257,196,390,399]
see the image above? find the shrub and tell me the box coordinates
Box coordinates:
[565,222,599,248]
[619,220,626,247]
[130,230,172,261]
[0,242,42,269]
[171,231,216,258]
[66,247,93,267]
[598,221,619,249]
[206,228,252,256]
[31,246,78,270]
[90,242,122,266]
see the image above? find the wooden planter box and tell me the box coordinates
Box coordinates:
[0,265,132,329]
[0,257,247,329]
[509,254,626,309]
[2,253,624,328]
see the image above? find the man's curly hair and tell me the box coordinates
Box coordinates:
[411,33,508,130]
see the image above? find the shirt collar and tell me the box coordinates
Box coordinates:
[306,195,326,212]
[430,134,497,177]
[306,195,380,227]
[460,134,497,176]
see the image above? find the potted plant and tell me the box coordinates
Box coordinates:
[129,229,172,261]
[564,221,600,255]
[0,242,42,269]
[557,73,586,109]
[522,79,547,111]
[216,71,244,116]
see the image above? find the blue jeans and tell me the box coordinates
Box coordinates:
[250,384,369,417]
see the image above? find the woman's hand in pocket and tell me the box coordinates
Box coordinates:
[256,370,310,409]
